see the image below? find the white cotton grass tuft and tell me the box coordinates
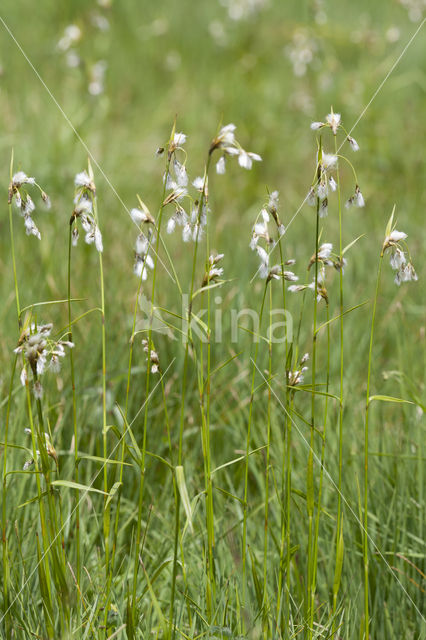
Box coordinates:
[74,171,93,189]
[216,156,226,174]
[9,168,51,240]
[326,111,341,135]
[192,176,205,191]
[142,339,160,374]
[172,132,187,147]
[347,136,360,151]
[249,188,292,280]
[14,322,73,398]
[131,208,148,225]
[161,140,212,244]
[345,185,365,209]
[133,229,155,280]
[321,152,337,171]
[210,123,262,173]
[287,352,310,388]
[238,150,262,170]
[202,253,225,287]
[382,218,418,286]
[12,171,35,187]
[308,242,334,271]
[71,168,103,252]
[310,110,341,136]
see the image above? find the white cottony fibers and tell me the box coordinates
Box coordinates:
[173,132,187,146]
[192,176,205,191]
[389,230,407,243]
[74,170,92,188]
[238,150,262,170]
[167,217,176,234]
[326,111,341,135]
[216,157,226,174]
[12,171,35,187]
[130,208,147,225]
[321,153,337,170]
[347,136,360,151]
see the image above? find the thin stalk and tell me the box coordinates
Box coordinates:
[178,154,211,465]
[174,154,211,631]
[90,192,109,580]
[306,163,321,639]
[309,304,330,631]
[34,390,69,636]
[242,283,267,615]
[275,232,291,631]
[1,355,17,640]
[206,193,217,616]
[157,374,180,639]
[8,150,21,326]
[198,246,215,615]
[23,371,53,629]
[285,393,294,632]
[363,254,383,640]
[262,283,273,637]
[333,133,345,633]
[67,224,81,618]
[131,150,177,620]
[3,157,21,634]
[111,157,173,600]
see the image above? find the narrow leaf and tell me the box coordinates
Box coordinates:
[175,465,194,534]
[385,204,396,238]
[369,395,414,405]
[333,516,344,596]
[307,451,314,517]
[51,480,108,495]
[105,481,123,511]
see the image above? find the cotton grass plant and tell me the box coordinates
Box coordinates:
[1,110,422,640]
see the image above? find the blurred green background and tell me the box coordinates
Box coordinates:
[0,0,424,367]
[0,0,425,637]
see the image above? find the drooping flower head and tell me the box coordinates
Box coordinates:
[71,163,103,252]
[209,123,262,175]
[8,169,50,240]
[15,322,74,398]
[382,214,417,286]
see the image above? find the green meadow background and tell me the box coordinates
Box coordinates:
[0,0,425,638]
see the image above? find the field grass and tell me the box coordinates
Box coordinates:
[0,1,425,638]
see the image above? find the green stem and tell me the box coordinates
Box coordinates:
[276,232,291,631]
[89,191,109,582]
[24,369,53,633]
[309,303,330,631]
[131,150,175,621]
[174,154,211,632]
[262,283,273,637]
[333,133,345,633]
[307,161,321,639]
[67,224,81,620]
[1,355,17,640]
[242,283,267,616]
[363,254,383,640]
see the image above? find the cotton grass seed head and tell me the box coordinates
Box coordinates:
[326,111,341,135]
[142,339,160,373]
[382,220,417,286]
[287,352,310,387]
[14,322,74,398]
[202,253,225,287]
[9,169,50,239]
[210,123,262,173]
[72,166,103,252]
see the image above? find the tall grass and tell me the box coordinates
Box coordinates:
[0,7,424,636]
